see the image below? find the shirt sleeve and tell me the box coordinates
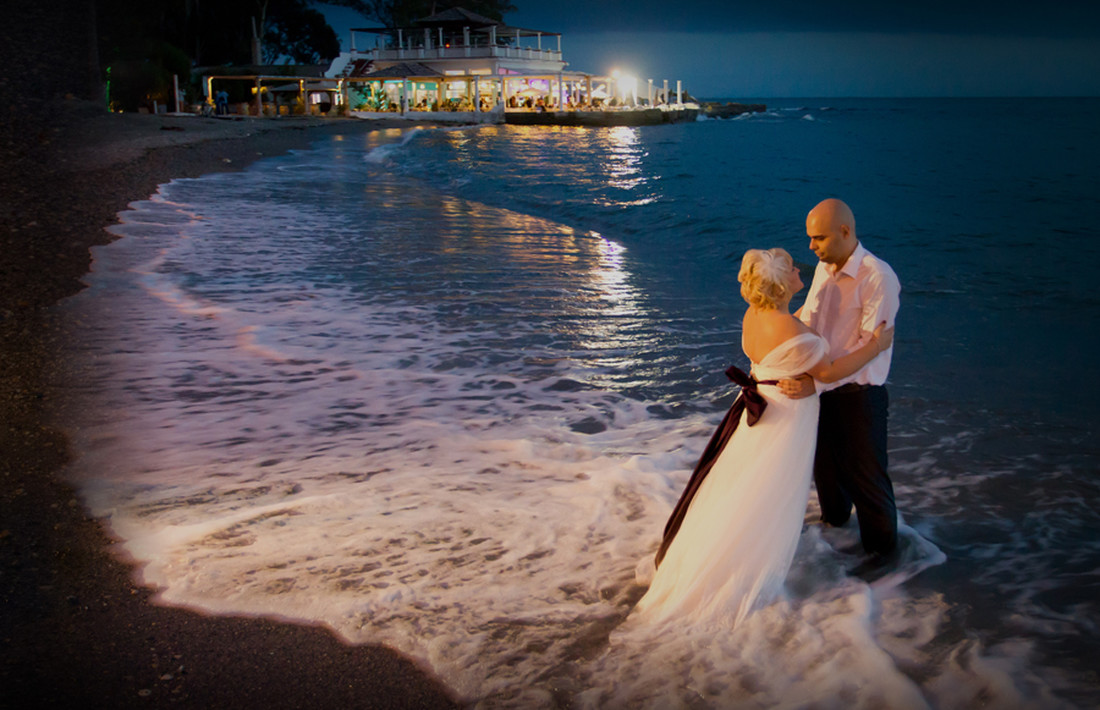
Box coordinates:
[859,261,901,334]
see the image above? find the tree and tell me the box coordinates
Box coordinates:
[263,0,341,64]
[98,0,344,68]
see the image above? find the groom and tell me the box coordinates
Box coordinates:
[782,198,901,562]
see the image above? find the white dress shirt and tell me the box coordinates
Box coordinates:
[798,242,900,391]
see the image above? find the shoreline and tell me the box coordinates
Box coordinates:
[1,107,461,708]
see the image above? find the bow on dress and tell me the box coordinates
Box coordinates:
[654,365,779,568]
[724,365,776,427]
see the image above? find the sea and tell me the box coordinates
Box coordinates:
[57,98,1100,708]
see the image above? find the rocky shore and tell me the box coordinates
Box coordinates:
[1,105,461,708]
[700,102,768,118]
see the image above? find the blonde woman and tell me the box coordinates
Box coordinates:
[634,248,891,628]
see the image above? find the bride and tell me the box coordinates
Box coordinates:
[633,247,892,627]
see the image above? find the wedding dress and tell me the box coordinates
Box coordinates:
[634,332,827,628]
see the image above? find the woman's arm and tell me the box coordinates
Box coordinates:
[805,322,893,383]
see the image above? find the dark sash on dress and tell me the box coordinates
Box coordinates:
[654,365,778,568]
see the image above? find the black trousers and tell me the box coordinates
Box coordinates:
[814,384,897,555]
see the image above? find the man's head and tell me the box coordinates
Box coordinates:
[806,198,858,267]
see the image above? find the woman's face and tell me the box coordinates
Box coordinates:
[785,260,803,295]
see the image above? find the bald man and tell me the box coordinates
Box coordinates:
[783,198,900,562]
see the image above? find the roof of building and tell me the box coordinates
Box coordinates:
[351,5,559,37]
[358,62,443,78]
[415,7,498,26]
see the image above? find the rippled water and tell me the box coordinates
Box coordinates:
[59,99,1100,707]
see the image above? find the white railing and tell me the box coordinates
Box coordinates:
[356,46,562,62]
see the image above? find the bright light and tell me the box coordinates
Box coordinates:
[617,74,638,100]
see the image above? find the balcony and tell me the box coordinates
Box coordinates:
[353,45,563,63]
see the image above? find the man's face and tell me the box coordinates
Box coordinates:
[806,215,851,265]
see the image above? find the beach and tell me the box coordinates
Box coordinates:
[0,107,461,708]
[6,91,1098,708]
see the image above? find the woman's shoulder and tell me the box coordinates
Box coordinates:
[745,311,815,361]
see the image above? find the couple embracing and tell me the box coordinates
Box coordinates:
[635,198,900,627]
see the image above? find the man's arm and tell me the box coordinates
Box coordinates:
[859,264,901,335]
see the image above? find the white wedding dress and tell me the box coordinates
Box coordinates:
[634,332,828,628]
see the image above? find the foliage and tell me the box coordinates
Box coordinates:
[263,1,341,64]
[100,31,193,111]
[97,0,342,68]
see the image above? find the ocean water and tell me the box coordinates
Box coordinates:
[58,98,1100,708]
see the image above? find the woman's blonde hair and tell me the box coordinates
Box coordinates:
[739,248,793,309]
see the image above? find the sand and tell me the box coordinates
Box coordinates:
[0,104,462,708]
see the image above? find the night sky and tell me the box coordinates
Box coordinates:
[319,1,1100,97]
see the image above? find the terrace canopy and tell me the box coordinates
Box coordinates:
[350,6,560,45]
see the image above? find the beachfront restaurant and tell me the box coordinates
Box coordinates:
[202,7,696,124]
[330,7,694,124]
[343,62,628,117]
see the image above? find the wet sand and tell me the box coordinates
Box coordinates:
[0,106,462,708]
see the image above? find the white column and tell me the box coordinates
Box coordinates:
[474,76,481,112]
[557,36,562,54]
[647,79,653,105]
[663,79,669,104]
[350,30,356,52]
[424,28,431,50]
[537,33,542,50]
[677,80,682,105]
